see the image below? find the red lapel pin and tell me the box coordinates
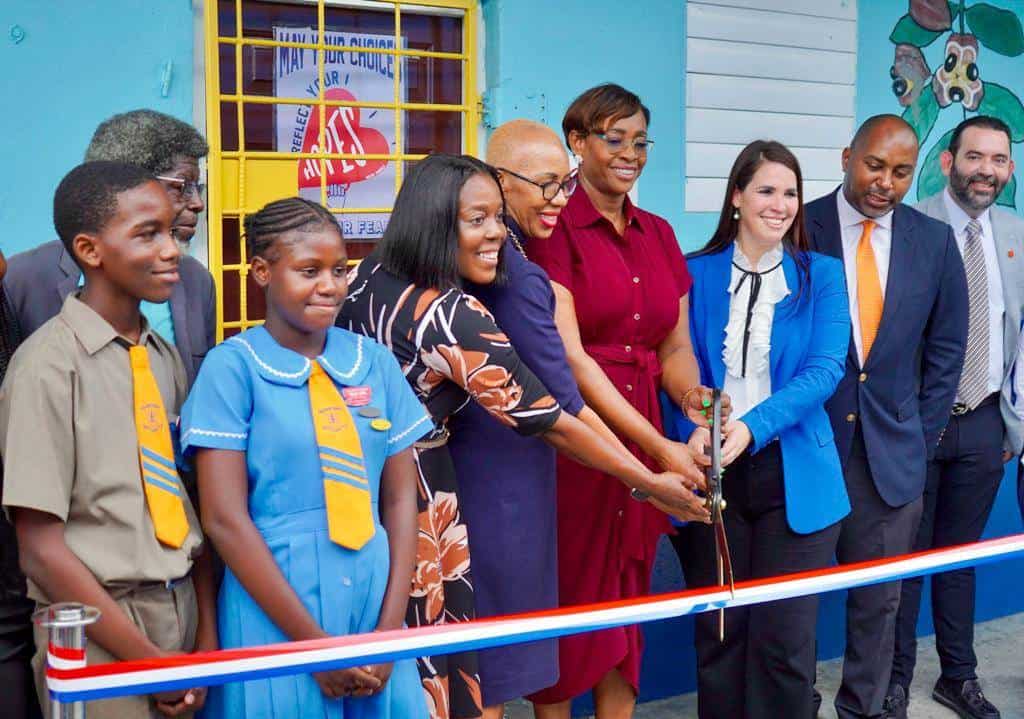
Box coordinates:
[1009,250,1015,258]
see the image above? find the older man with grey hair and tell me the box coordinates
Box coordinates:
[5,109,215,385]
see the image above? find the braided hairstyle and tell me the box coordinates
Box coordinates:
[244,197,341,260]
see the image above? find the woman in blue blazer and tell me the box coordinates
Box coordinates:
[669,141,851,718]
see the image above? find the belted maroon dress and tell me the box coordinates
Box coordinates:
[528,188,692,703]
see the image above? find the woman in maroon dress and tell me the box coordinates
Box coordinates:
[529,84,710,718]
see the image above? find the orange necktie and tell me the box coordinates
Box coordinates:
[856,220,883,362]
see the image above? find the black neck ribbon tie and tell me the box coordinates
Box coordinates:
[731,258,784,378]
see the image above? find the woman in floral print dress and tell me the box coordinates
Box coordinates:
[339,154,701,719]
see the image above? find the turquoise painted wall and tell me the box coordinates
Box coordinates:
[480,0,687,242]
[0,1,195,256]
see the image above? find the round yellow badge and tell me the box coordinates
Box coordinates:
[371,418,392,431]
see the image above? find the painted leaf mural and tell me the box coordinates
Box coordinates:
[902,84,941,143]
[890,1,1022,206]
[891,13,944,46]
[965,3,1024,56]
[917,128,954,200]
[976,82,1024,140]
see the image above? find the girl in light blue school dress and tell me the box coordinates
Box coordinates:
[180,198,430,719]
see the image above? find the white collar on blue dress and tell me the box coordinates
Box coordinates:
[228,325,371,387]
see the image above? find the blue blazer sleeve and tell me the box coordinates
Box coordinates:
[918,225,968,455]
[742,258,851,452]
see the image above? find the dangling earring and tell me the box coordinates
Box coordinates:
[732,207,740,220]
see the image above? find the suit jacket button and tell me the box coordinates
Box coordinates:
[859,373,867,383]
[846,412,857,422]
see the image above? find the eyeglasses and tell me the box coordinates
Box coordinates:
[498,168,579,202]
[156,175,206,201]
[589,132,654,155]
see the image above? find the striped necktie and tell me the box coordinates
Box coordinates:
[958,219,990,410]
[308,360,375,549]
[129,345,190,549]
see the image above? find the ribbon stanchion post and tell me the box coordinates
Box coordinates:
[35,602,102,719]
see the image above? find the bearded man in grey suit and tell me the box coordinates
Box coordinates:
[885,116,1024,719]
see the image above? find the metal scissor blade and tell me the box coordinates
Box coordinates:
[706,388,733,642]
[713,504,735,596]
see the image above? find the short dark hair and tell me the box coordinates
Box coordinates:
[850,114,917,151]
[53,161,158,260]
[562,83,651,147]
[948,115,1013,157]
[85,109,209,174]
[379,154,508,289]
[244,197,341,260]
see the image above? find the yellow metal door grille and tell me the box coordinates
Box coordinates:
[204,0,480,339]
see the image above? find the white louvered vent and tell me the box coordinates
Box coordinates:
[685,0,858,212]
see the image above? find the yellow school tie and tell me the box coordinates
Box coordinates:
[308,360,375,550]
[129,345,190,549]
[856,220,883,361]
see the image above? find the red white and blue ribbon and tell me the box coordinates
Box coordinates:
[46,533,1024,703]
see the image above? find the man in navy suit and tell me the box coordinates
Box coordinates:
[805,115,968,719]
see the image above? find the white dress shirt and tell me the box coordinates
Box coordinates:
[837,191,893,366]
[723,243,790,419]
[942,188,1005,396]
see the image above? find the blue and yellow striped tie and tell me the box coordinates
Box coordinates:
[129,345,190,549]
[309,360,375,550]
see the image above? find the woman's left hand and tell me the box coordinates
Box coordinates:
[720,420,752,467]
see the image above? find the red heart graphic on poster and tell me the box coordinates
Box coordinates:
[297,87,390,189]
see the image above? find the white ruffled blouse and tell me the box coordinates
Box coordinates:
[722,243,790,419]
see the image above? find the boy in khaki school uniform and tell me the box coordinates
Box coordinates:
[0,162,216,718]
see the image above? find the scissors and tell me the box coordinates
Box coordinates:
[704,388,735,641]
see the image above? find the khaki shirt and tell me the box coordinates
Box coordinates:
[0,295,202,601]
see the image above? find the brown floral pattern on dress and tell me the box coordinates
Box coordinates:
[339,258,562,719]
[412,490,471,624]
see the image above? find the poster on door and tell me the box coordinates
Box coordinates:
[274,26,405,240]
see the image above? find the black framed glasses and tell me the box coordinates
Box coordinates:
[156,175,206,201]
[589,132,654,154]
[498,167,578,202]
